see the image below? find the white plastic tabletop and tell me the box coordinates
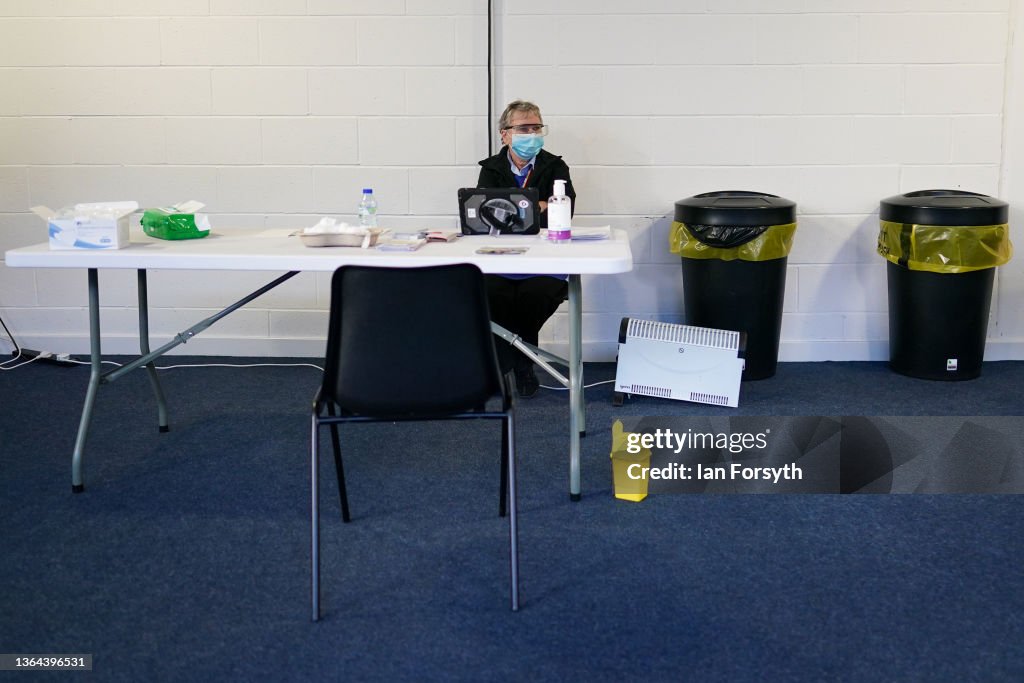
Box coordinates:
[5,228,634,275]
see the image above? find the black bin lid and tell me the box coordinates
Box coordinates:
[674,191,796,227]
[879,189,1008,226]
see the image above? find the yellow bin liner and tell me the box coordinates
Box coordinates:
[670,221,797,261]
[877,221,1012,274]
[610,420,651,502]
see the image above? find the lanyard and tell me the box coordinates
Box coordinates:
[515,166,532,188]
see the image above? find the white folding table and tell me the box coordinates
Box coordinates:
[5,228,633,500]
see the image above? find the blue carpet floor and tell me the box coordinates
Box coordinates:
[1,358,1022,681]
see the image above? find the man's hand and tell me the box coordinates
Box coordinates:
[539,200,548,212]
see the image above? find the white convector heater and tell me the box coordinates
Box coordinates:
[613,318,746,408]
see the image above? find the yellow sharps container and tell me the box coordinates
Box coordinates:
[610,420,651,502]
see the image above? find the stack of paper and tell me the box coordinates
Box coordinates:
[570,226,612,241]
[377,238,426,252]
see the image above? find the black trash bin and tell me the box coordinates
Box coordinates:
[878,190,1012,380]
[671,191,797,380]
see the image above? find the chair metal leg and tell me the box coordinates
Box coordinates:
[313,401,518,617]
[311,412,320,622]
[507,411,519,612]
[499,414,509,518]
[326,404,350,523]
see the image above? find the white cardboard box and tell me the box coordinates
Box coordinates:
[32,201,138,250]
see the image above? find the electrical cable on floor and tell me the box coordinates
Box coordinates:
[155,361,324,371]
[0,316,26,369]
[61,359,123,367]
[9,352,606,389]
[58,358,325,372]
[0,355,43,371]
[540,379,615,391]
[0,353,27,369]
[0,317,22,368]
[0,315,19,354]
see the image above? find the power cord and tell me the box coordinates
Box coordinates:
[0,354,45,371]
[0,315,19,356]
[0,315,27,369]
[156,361,325,372]
[5,353,607,386]
[540,379,615,391]
[0,313,325,373]
[59,358,325,372]
[2,349,78,369]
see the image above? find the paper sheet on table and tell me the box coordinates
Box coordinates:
[570,226,612,240]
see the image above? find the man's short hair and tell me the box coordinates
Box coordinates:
[499,100,542,130]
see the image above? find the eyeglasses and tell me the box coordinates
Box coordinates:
[502,124,548,136]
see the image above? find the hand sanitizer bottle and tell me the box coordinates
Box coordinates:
[547,179,571,243]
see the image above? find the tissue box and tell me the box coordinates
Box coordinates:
[33,201,138,250]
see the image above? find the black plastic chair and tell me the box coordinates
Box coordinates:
[311,263,519,621]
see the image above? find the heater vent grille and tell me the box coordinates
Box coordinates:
[625,319,739,351]
[631,384,672,399]
[689,391,730,406]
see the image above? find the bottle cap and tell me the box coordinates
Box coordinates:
[362,188,373,194]
[553,179,566,197]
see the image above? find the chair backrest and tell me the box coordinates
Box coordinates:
[321,263,505,416]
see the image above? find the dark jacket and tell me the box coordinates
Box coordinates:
[477,147,576,229]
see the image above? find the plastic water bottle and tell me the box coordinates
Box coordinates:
[547,179,571,243]
[358,188,378,228]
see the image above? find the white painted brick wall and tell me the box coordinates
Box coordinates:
[165,118,262,165]
[906,65,1005,114]
[309,68,405,115]
[800,66,904,114]
[69,118,166,165]
[215,167,314,214]
[756,14,859,64]
[1,2,1021,362]
[261,117,359,165]
[858,13,1007,63]
[358,118,456,165]
[0,118,75,165]
[0,1,211,16]
[357,18,455,66]
[307,0,404,16]
[0,18,159,67]
[258,18,356,67]
[408,167,479,215]
[211,68,308,115]
[211,0,307,16]
[161,18,258,66]
[652,16,758,65]
[310,167,410,215]
[406,67,486,116]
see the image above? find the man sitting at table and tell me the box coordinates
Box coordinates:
[476,100,576,398]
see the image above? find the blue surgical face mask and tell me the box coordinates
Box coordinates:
[509,133,544,160]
